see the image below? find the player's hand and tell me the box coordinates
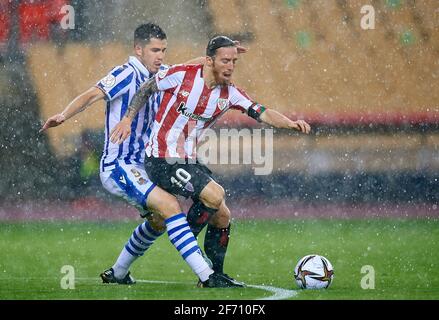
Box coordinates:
[110,117,132,144]
[292,120,311,134]
[39,114,66,133]
[234,41,248,54]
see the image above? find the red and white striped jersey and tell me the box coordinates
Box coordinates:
[146,64,259,159]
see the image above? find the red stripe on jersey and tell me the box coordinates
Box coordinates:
[183,83,215,158]
[155,66,201,123]
[155,91,174,124]
[156,66,199,158]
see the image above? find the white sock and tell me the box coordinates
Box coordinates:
[112,247,138,279]
[166,213,214,282]
[112,220,164,279]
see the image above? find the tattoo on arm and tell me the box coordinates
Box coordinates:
[124,78,158,119]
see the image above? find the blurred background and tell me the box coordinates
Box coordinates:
[0,0,437,220]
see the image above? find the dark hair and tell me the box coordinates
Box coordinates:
[134,23,167,45]
[206,35,235,57]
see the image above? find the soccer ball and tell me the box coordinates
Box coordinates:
[294,254,334,289]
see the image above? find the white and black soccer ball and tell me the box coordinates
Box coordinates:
[294,254,334,289]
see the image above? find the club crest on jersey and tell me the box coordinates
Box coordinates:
[216,98,228,110]
[101,74,116,88]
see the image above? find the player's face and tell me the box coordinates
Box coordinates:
[136,38,167,73]
[211,46,238,85]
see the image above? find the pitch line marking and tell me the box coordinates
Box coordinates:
[79,277,298,300]
[2,277,298,300]
[247,284,298,300]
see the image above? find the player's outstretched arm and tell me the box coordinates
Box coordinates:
[39,87,105,133]
[259,108,311,134]
[110,77,159,144]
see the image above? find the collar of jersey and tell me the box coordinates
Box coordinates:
[128,56,151,78]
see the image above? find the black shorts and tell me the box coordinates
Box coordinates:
[144,157,215,199]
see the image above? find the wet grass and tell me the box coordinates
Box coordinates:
[0,218,438,300]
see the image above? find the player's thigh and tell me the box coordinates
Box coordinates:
[145,185,182,219]
[100,163,155,213]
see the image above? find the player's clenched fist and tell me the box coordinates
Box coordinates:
[293,120,311,134]
[39,114,66,133]
[110,117,132,144]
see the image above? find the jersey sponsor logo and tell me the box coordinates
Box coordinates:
[180,90,190,97]
[177,102,212,122]
[101,74,116,88]
[217,98,228,110]
[119,175,126,185]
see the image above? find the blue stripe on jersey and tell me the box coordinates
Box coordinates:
[116,93,131,160]
[128,63,143,87]
[128,63,150,164]
[108,72,134,98]
[134,98,150,163]
[124,72,143,164]
[145,94,161,139]
[101,101,111,172]
[123,112,140,164]
[111,66,127,78]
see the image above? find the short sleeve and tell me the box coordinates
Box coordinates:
[96,65,135,101]
[155,64,187,92]
[229,86,255,112]
[229,86,266,122]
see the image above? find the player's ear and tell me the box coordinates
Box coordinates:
[206,56,214,67]
[134,42,143,56]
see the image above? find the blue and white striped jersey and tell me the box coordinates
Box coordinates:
[96,56,167,172]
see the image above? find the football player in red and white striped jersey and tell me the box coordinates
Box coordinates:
[110,35,311,287]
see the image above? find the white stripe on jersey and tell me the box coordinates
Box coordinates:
[165,68,206,157]
[97,56,167,171]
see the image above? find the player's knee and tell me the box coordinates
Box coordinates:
[210,202,231,228]
[147,213,166,233]
[160,197,181,218]
[201,183,225,210]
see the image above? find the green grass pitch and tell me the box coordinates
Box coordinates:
[0,218,438,300]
